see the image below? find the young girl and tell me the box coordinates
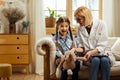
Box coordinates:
[52,16,83,80]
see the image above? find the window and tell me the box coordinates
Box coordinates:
[43,0,102,27]
[44,0,66,18]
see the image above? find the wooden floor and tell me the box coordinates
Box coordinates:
[5,73,43,80]
[2,73,120,80]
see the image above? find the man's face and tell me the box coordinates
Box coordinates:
[58,22,69,36]
[75,16,85,26]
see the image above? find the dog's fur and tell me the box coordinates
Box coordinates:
[63,51,76,70]
[56,50,76,78]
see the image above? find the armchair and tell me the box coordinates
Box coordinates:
[36,37,120,80]
[36,37,57,80]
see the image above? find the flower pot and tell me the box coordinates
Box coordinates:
[45,17,56,28]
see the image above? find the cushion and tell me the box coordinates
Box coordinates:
[111,61,120,76]
[0,64,12,77]
[111,38,120,61]
[107,37,117,47]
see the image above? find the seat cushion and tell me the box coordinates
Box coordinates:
[111,61,120,76]
[111,38,120,61]
[78,61,120,79]
[107,37,117,47]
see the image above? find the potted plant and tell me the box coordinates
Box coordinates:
[2,8,25,34]
[22,21,30,33]
[45,7,60,28]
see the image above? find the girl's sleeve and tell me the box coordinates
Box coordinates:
[56,47,62,57]
[52,36,62,58]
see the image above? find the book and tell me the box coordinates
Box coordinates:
[92,54,108,57]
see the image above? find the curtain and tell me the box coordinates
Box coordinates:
[113,0,120,37]
[35,0,46,75]
[103,0,114,37]
[103,0,120,37]
[28,0,46,74]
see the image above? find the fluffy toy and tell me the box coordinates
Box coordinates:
[56,50,76,78]
[63,51,76,75]
[55,50,87,78]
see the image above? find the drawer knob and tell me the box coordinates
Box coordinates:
[17,56,20,59]
[17,47,19,49]
[17,37,19,39]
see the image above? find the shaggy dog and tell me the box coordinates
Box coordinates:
[56,50,76,78]
[55,50,87,78]
[63,51,76,74]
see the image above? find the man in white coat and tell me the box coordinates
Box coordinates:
[73,6,115,80]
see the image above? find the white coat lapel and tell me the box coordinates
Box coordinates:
[80,26,89,38]
[89,20,99,39]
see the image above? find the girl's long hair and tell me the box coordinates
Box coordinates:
[55,16,75,52]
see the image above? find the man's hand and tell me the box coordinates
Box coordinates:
[84,51,93,61]
[76,57,87,61]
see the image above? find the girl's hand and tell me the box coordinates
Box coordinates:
[70,47,84,54]
[70,48,76,53]
[60,55,65,63]
[58,55,65,69]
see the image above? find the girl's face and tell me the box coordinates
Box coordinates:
[75,16,85,26]
[58,22,69,36]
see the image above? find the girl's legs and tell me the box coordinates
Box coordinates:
[72,60,80,80]
[89,57,100,80]
[100,57,110,80]
[60,60,80,80]
[60,69,68,80]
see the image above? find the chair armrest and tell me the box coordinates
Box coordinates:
[35,37,56,56]
[35,37,56,80]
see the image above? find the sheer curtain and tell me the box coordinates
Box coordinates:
[35,0,46,75]
[113,0,120,37]
[28,0,46,74]
[103,0,120,37]
[103,0,114,37]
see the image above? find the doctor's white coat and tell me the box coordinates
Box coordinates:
[77,19,115,66]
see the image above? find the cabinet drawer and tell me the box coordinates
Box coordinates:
[0,45,28,54]
[0,35,28,44]
[0,55,29,64]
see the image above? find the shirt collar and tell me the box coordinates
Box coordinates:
[58,32,70,40]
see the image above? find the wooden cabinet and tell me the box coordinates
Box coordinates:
[0,34,30,73]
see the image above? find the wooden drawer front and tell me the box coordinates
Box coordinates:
[0,35,28,44]
[0,45,28,54]
[0,55,29,64]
